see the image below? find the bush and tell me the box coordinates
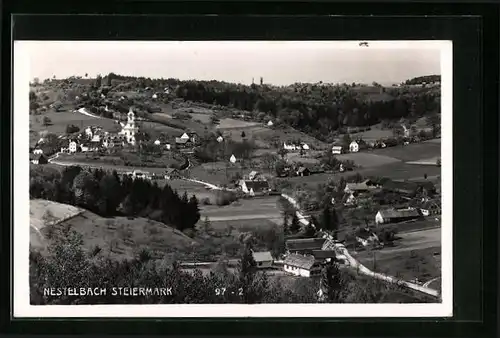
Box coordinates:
[215,190,238,206]
[201,197,211,205]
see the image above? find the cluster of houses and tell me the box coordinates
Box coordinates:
[341,178,441,224]
[283,142,310,152]
[332,127,427,155]
[250,237,348,278]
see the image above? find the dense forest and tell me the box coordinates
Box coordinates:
[30,165,200,231]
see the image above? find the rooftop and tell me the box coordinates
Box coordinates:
[252,251,273,263]
[286,238,327,251]
[378,208,421,219]
[284,254,316,270]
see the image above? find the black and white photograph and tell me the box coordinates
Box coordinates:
[14,40,452,317]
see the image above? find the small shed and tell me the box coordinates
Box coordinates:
[252,251,274,268]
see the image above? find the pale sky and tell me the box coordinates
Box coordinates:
[22,41,444,86]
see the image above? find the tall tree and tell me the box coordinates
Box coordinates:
[289,214,301,234]
[318,261,343,303]
[321,205,331,231]
[238,243,257,303]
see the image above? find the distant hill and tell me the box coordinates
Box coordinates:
[404,75,441,85]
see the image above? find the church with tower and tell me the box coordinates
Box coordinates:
[119,107,139,145]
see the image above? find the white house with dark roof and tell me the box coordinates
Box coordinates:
[349,141,359,153]
[283,254,322,277]
[252,251,273,269]
[239,180,270,196]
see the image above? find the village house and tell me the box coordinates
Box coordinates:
[331,145,344,155]
[252,251,274,269]
[175,137,191,148]
[165,168,181,180]
[419,200,441,216]
[296,166,311,177]
[349,140,359,153]
[285,238,327,255]
[301,143,310,151]
[283,254,322,277]
[375,208,422,225]
[283,142,298,151]
[216,135,224,143]
[248,170,261,181]
[229,154,237,163]
[32,147,44,155]
[30,153,48,165]
[267,120,274,127]
[239,180,270,196]
[154,139,161,146]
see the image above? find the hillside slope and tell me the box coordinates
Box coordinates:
[30,199,198,260]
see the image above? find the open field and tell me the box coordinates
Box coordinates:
[406,157,440,165]
[348,127,393,141]
[30,110,118,135]
[336,152,401,168]
[282,161,441,188]
[200,195,281,221]
[56,151,182,169]
[356,246,441,286]
[368,140,441,162]
[189,112,212,124]
[52,154,176,175]
[217,118,261,129]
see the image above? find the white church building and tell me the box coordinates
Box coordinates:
[119,108,139,145]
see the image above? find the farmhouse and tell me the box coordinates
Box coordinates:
[285,238,327,255]
[239,180,270,196]
[375,208,421,224]
[296,166,311,177]
[32,148,44,155]
[229,154,237,163]
[283,254,322,277]
[331,145,344,155]
[283,142,297,151]
[252,251,274,269]
[267,120,274,126]
[30,154,48,165]
[349,141,359,153]
[165,168,181,180]
[420,200,441,216]
[301,143,310,150]
[248,171,261,181]
[216,135,224,143]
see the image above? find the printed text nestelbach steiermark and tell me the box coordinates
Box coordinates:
[43,287,173,297]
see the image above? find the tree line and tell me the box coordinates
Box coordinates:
[30,165,200,232]
[30,230,430,305]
